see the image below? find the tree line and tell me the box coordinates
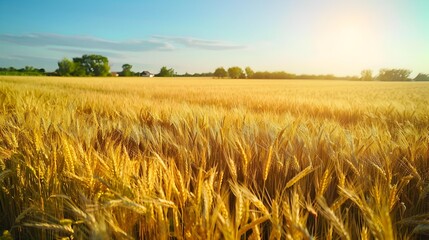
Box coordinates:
[56,55,176,77]
[213,66,351,79]
[213,66,429,81]
[0,66,46,76]
[1,53,428,81]
[360,69,429,81]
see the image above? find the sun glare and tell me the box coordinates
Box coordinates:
[313,13,382,70]
[336,23,366,55]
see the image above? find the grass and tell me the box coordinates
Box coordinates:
[0,76,428,239]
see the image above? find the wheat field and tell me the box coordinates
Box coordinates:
[0,76,428,239]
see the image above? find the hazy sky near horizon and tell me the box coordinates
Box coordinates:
[0,0,428,75]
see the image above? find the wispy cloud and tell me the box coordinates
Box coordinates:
[0,55,58,69]
[0,55,58,63]
[47,47,124,58]
[0,33,173,52]
[152,36,247,50]
[0,33,246,52]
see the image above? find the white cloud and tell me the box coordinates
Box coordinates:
[0,33,246,52]
[152,36,247,50]
[0,33,172,52]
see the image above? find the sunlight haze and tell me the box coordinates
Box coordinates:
[0,0,428,75]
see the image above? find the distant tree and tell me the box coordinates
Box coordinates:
[245,67,254,78]
[252,71,296,79]
[24,66,35,72]
[71,57,87,76]
[377,69,411,81]
[121,64,133,76]
[360,69,373,81]
[414,73,429,81]
[0,65,45,76]
[156,66,175,77]
[57,58,75,76]
[227,66,244,79]
[85,54,110,76]
[213,67,227,78]
[72,54,110,76]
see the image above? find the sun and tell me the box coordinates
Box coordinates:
[338,26,361,45]
[335,23,367,56]
[313,14,382,68]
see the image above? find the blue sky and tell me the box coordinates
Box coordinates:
[0,0,428,75]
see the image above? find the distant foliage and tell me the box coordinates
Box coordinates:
[227,66,244,79]
[179,72,214,77]
[377,68,411,81]
[245,67,254,78]
[75,55,111,77]
[191,72,213,77]
[156,66,175,77]
[360,69,373,81]
[121,64,134,76]
[57,58,75,76]
[414,73,429,81]
[0,66,45,76]
[213,67,227,78]
[252,71,296,79]
[219,67,357,80]
[57,54,110,77]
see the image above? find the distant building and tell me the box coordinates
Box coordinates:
[141,71,154,77]
[111,72,119,77]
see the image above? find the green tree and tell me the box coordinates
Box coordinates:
[213,67,227,78]
[72,54,110,76]
[227,66,243,79]
[71,57,86,76]
[24,66,35,72]
[156,66,175,77]
[84,54,110,76]
[377,69,411,81]
[245,67,254,78]
[57,58,75,76]
[121,64,133,76]
[414,73,429,81]
[360,69,373,81]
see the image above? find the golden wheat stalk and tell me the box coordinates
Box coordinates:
[316,197,351,240]
[285,166,313,189]
[263,145,273,182]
